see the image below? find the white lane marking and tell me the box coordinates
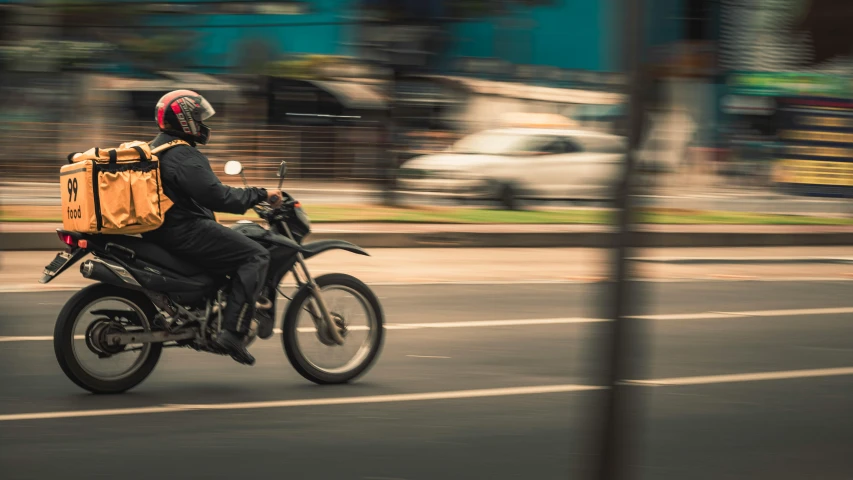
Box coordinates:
[0,406,184,422]
[631,312,741,321]
[3,307,852,343]
[0,336,53,342]
[6,365,853,422]
[367,280,599,286]
[0,384,603,422]
[635,306,853,321]
[0,334,100,343]
[0,285,91,293]
[4,276,853,293]
[0,281,589,294]
[724,306,853,317]
[287,319,601,335]
[390,317,607,329]
[627,367,853,386]
[406,355,451,359]
[175,384,602,410]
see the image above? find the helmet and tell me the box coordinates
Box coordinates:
[154,90,216,145]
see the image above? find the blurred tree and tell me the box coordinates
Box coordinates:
[118,33,199,73]
[51,0,196,73]
[266,55,344,78]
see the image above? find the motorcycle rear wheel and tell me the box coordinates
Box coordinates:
[54,283,162,394]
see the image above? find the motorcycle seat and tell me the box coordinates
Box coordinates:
[83,234,205,277]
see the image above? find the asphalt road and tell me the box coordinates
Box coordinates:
[1,281,853,480]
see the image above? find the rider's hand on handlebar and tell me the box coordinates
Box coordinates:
[266,189,284,208]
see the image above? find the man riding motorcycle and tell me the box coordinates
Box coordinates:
[142,90,281,366]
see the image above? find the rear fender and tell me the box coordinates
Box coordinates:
[89,308,143,326]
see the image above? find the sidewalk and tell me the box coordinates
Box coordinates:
[3,247,852,293]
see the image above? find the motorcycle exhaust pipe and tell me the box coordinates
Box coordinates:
[80,260,142,288]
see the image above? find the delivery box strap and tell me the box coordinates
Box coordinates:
[131,145,148,162]
[150,139,189,155]
[106,146,148,165]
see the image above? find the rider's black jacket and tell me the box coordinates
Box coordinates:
[150,133,267,228]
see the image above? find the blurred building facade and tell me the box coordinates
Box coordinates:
[3,0,851,195]
[0,0,651,182]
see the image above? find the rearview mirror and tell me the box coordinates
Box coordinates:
[276,161,287,189]
[224,161,243,176]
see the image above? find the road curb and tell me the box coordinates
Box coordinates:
[2,230,853,250]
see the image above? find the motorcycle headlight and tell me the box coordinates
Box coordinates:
[296,207,311,230]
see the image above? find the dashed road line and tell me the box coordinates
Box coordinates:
[4,365,853,422]
[2,306,851,343]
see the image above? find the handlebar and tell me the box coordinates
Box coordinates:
[252,195,297,219]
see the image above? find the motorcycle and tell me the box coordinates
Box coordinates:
[41,160,384,394]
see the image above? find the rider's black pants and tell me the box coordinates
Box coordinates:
[144,218,270,335]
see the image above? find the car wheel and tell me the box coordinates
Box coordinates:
[499,183,519,211]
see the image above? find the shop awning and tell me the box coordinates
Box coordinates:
[425,75,625,105]
[94,72,241,92]
[307,80,387,110]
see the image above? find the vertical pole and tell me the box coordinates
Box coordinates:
[595,0,646,478]
[382,64,400,207]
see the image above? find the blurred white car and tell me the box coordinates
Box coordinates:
[399,128,626,208]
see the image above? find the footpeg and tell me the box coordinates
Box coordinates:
[256,297,272,310]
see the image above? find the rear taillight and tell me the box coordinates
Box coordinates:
[57,233,87,249]
[58,232,75,246]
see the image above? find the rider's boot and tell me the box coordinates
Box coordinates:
[215,330,256,366]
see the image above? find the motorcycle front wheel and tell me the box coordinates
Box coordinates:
[282,273,384,384]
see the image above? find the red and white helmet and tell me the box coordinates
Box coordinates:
[154,90,216,145]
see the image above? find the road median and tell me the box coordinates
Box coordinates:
[2,222,852,250]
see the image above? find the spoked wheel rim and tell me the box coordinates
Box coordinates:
[294,285,379,375]
[70,296,153,382]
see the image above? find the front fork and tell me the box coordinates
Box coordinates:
[293,252,345,346]
[276,219,344,346]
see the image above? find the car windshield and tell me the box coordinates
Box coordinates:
[450,132,546,155]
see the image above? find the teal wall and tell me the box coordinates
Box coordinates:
[149,1,347,71]
[0,0,689,74]
[147,0,633,73]
[448,1,612,71]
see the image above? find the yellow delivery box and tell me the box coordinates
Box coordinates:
[59,140,186,235]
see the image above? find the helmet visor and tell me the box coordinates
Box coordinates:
[196,96,216,121]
